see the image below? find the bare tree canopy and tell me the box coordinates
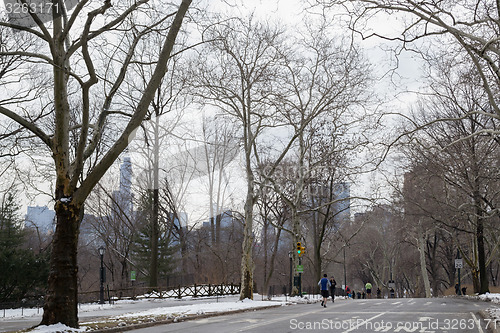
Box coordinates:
[317,0,500,127]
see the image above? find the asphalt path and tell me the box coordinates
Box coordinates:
[130,297,499,333]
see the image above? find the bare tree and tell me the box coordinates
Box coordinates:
[129,35,189,288]
[316,0,500,295]
[85,179,139,292]
[0,0,192,327]
[188,15,291,300]
[199,115,239,246]
[257,18,374,293]
[318,0,500,129]
[398,72,500,294]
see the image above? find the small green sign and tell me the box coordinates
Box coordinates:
[131,271,136,281]
[296,265,304,273]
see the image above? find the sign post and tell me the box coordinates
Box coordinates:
[455,250,463,295]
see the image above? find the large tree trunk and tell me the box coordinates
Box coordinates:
[150,188,159,288]
[40,201,81,328]
[416,226,432,298]
[477,216,490,294]
[240,188,255,300]
[150,112,160,288]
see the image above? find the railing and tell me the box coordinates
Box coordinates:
[0,283,241,315]
[78,282,241,303]
[170,283,240,298]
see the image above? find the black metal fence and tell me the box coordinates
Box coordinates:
[77,282,241,304]
[0,282,241,316]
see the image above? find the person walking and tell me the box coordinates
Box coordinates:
[318,274,331,308]
[329,276,337,303]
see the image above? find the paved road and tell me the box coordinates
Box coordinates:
[131,297,499,333]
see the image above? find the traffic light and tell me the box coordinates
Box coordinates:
[296,242,305,256]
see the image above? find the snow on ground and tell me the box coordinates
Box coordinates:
[109,298,283,320]
[29,323,86,333]
[478,293,500,322]
[29,299,287,332]
[0,294,317,320]
[3,294,316,332]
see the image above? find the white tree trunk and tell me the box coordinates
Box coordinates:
[416,225,432,298]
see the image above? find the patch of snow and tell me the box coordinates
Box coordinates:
[478,293,500,323]
[112,300,283,319]
[30,323,85,332]
[479,293,500,304]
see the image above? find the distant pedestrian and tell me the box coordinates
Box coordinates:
[455,283,460,295]
[376,287,381,299]
[329,277,337,303]
[365,282,373,299]
[461,286,467,295]
[318,274,331,308]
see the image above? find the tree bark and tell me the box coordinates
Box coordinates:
[150,111,160,289]
[416,225,432,298]
[476,210,490,294]
[40,201,81,327]
[240,178,255,300]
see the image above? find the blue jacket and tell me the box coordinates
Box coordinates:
[318,277,331,291]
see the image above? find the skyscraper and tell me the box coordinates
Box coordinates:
[112,156,134,217]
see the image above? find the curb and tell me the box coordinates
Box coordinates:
[90,304,282,332]
[478,310,500,333]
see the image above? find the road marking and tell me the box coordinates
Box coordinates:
[236,307,328,331]
[343,312,386,333]
[424,302,432,306]
[470,312,484,333]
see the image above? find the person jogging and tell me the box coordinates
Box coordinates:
[318,274,331,308]
[329,276,337,303]
[365,282,373,299]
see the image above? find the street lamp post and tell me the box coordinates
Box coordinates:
[99,246,105,304]
[343,246,347,295]
[288,251,292,296]
[456,249,462,296]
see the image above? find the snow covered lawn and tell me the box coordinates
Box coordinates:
[10,295,313,332]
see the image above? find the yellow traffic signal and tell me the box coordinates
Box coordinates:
[297,242,306,256]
